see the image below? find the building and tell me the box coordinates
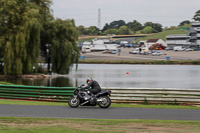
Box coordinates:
[166,35,189,48]
[187,21,200,47]
[145,39,167,48]
[82,38,117,52]
[166,21,200,48]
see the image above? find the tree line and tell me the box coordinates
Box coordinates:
[0,0,79,75]
[77,10,200,35]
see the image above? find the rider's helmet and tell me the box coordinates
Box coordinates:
[86,78,93,84]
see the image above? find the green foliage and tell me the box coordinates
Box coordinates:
[141,26,153,34]
[144,22,162,33]
[0,0,41,75]
[49,19,79,74]
[102,23,109,32]
[76,25,88,35]
[118,26,130,35]
[193,10,200,21]
[86,26,99,35]
[103,29,118,35]
[109,20,126,29]
[0,0,79,75]
[127,20,143,33]
[179,20,191,26]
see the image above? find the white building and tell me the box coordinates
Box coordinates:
[92,38,110,45]
[145,39,167,48]
[82,38,117,52]
[166,35,189,48]
[166,21,200,48]
[187,21,200,47]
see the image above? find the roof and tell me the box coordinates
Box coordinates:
[146,39,159,43]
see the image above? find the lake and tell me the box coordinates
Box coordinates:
[1,64,200,89]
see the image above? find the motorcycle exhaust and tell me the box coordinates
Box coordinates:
[97,98,103,102]
[81,100,89,106]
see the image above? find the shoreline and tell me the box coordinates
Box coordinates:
[79,60,200,65]
[0,74,50,79]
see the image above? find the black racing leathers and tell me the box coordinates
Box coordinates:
[84,80,101,94]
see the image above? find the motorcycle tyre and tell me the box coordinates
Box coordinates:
[98,96,111,108]
[68,97,80,108]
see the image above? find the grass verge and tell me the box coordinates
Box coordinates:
[1,99,200,110]
[79,60,200,65]
[0,117,200,133]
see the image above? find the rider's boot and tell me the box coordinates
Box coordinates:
[90,93,96,102]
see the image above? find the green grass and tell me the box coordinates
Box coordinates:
[1,99,200,110]
[79,60,200,65]
[0,82,14,85]
[78,37,96,43]
[1,117,200,133]
[135,29,187,42]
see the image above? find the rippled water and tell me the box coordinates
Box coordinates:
[1,64,200,89]
[68,64,200,89]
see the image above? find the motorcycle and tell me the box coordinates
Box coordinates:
[68,84,112,108]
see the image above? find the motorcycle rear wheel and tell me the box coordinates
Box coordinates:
[68,97,80,108]
[98,96,111,108]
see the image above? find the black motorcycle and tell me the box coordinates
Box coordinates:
[68,84,112,108]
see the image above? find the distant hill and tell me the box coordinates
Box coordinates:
[135,29,187,42]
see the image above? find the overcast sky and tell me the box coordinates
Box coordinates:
[51,0,200,29]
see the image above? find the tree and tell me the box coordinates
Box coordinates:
[103,29,118,35]
[193,10,200,21]
[0,0,41,74]
[109,20,126,29]
[179,20,190,26]
[144,22,162,33]
[169,26,177,30]
[29,0,54,63]
[163,26,169,31]
[127,20,143,33]
[76,25,87,35]
[117,26,130,35]
[0,0,79,75]
[49,19,79,74]
[102,23,109,32]
[141,26,153,34]
[86,26,99,35]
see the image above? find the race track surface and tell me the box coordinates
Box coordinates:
[1,105,200,120]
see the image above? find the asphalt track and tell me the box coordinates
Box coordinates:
[0,104,200,120]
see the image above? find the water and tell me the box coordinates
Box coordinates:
[1,64,200,89]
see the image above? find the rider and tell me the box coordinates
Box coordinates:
[83,78,101,100]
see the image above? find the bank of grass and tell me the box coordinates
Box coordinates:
[135,29,187,42]
[1,99,200,110]
[0,117,200,133]
[0,82,14,85]
[79,59,200,65]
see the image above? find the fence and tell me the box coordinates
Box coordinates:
[106,87,200,105]
[0,85,200,105]
[0,84,75,102]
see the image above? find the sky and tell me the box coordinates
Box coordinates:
[51,0,200,29]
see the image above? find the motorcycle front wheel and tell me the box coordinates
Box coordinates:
[68,97,80,108]
[98,96,111,108]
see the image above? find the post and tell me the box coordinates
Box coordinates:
[46,44,51,75]
[118,48,121,56]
